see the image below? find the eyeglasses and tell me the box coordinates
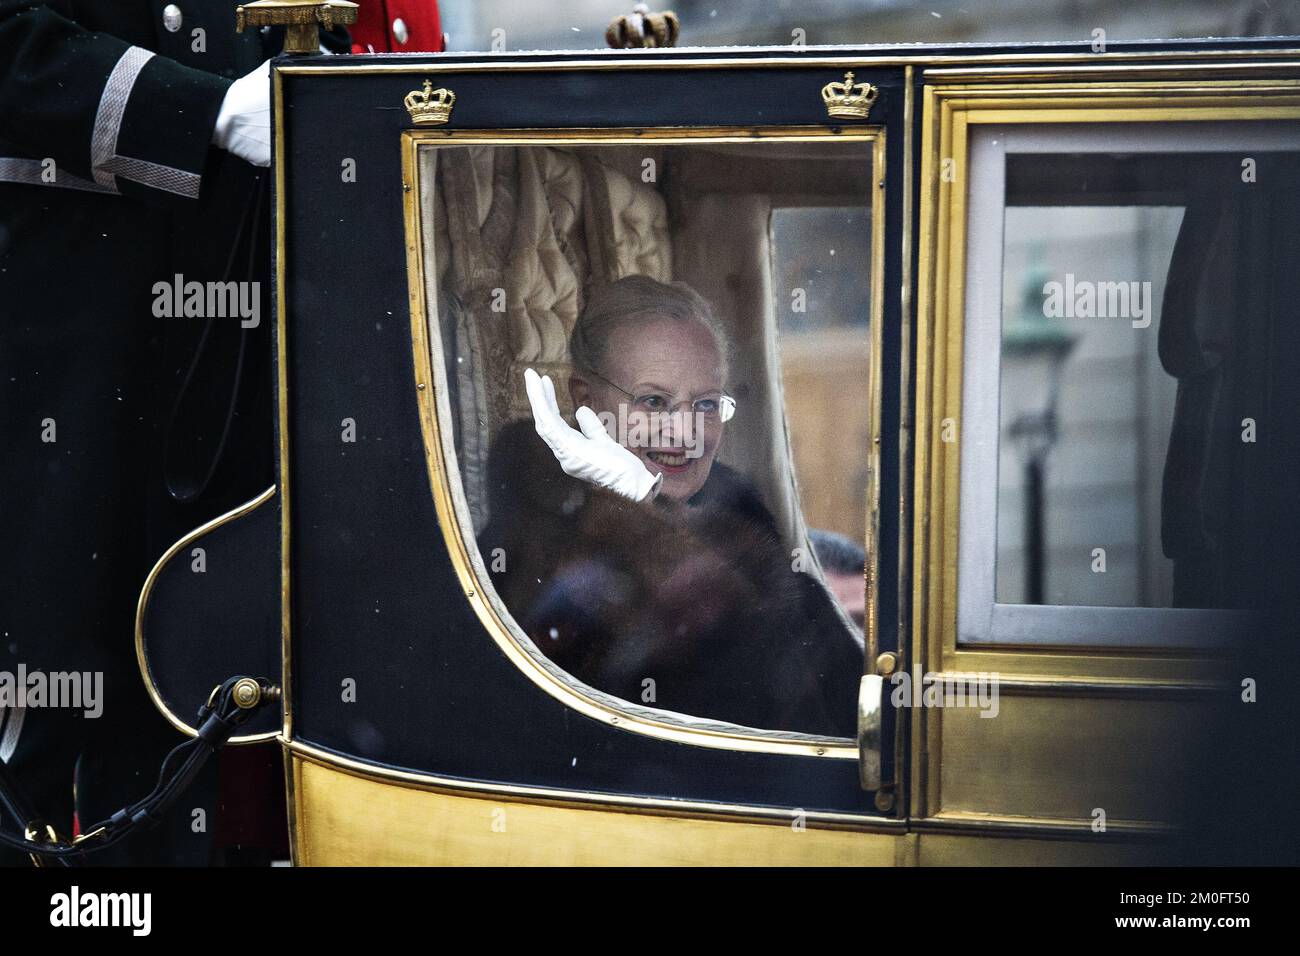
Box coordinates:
[585,367,736,423]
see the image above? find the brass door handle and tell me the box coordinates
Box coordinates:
[858,673,883,791]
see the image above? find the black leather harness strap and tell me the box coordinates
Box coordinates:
[0,676,277,863]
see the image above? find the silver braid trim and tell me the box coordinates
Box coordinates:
[91,46,156,189]
[0,158,116,193]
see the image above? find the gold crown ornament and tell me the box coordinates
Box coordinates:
[821,72,880,120]
[405,80,456,126]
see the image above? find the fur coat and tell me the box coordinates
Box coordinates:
[478,420,863,737]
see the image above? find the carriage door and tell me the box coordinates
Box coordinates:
[909,66,1300,859]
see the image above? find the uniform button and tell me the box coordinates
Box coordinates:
[392,18,409,45]
[162,4,183,33]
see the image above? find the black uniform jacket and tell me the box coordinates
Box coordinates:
[0,2,340,862]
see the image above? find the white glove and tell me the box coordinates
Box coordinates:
[524,367,662,503]
[212,60,271,168]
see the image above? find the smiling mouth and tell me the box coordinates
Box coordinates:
[646,450,690,470]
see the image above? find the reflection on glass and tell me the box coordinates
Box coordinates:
[773,207,872,551]
[996,151,1300,610]
[428,141,874,735]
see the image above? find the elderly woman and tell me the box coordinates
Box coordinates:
[478,276,862,737]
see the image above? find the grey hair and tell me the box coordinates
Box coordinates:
[570,275,729,380]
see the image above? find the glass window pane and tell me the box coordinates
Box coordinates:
[426,140,875,735]
[994,146,1300,612]
[772,206,872,625]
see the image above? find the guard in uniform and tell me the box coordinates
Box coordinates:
[348,0,444,53]
[0,1,342,864]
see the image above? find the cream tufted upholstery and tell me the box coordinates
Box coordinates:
[600,161,673,280]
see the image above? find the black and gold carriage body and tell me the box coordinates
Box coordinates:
[135,36,1300,865]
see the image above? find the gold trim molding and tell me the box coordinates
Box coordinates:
[401,126,887,760]
[274,46,1300,76]
[135,486,279,744]
[910,79,1300,818]
[913,78,1300,682]
[283,741,1170,864]
[285,738,900,831]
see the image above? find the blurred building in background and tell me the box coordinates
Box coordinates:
[438,0,1299,54]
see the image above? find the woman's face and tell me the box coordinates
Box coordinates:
[571,315,727,502]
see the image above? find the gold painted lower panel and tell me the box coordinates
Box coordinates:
[291,756,897,866]
[290,754,1168,866]
[936,693,1204,823]
[914,831,1159,866]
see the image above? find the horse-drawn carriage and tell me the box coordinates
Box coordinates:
[137,30,1300,865]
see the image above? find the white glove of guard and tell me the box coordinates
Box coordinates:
[212,60,271,168]
[524,367,662,503]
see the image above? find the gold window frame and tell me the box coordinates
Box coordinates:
[401,126,887,759]
[911,79,1300,820]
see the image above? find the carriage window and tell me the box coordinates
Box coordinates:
[959,122,1300,647]
[422,137,878,737]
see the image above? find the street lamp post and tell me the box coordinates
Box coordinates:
[1003,257,1077,605]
